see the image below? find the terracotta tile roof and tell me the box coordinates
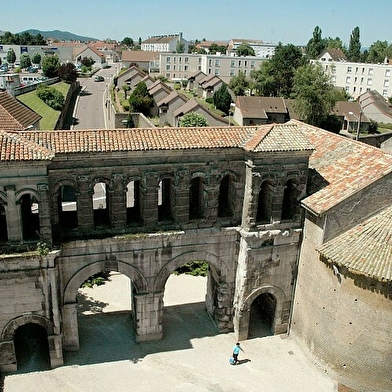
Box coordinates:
[0,92,42,131]
[290,120,392,215]
[317,48,347,61]
[0,124,316,161]
[0,130,54,161]
[318,204,392,282]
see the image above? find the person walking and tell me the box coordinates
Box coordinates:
[232,342,244,365]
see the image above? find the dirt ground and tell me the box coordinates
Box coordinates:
[1,273,383,392]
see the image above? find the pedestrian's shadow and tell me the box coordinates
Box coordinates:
[237,359,251,365]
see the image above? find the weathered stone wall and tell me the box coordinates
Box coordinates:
[291,214,392,389]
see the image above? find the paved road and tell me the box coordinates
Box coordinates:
[72,65,119,130]
[3,274,343,392]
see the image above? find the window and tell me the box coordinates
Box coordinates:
[215,59,220,67]
[20,193,40,241]
[58,185,78,229]
[189,177,204,219]
[184,65,188,71]
[355,67,359,74]
[126,181,142,224]
[347,66,352,73]
[231,60,235,68]
[346,76,351,83]
[93,182,110,227]
[166,64,170,70]
[158,178,173,222]
[383,90,388,96]
[256,181,273,223]
[281,180,298,221]
[173,57,176,63]
[384,80,389,87]
[230,69,235,76]
[251,61,255,69]
[368,68,373,75]
[166,57,171,63]
[385,69,391,77]
[215,69,220,75]
[185,57,189,63]
[209,59,212,66]
[218,175,234,218]
[367,78,372,86]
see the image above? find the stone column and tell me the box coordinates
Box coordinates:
[4,185,22,241]
[76,176,94,233]
[173,169,190,224]
[141,172,159,228]
[133,292,163,342]
[48,334,64,368]
[62,302,79,351]
[37,183,53,246]
[110,174,127,229]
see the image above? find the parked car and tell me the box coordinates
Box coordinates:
[94,75,104,82]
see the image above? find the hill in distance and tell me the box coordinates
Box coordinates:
[21,29,98,42]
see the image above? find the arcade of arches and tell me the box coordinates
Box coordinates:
[0,126,310,372]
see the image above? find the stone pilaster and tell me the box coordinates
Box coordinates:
[110,174,127,229]
[76,176,94,233]
[4,185,22,241]
[37,183,53,246]
[142,171,159,228]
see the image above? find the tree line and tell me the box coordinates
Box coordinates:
[0,31,46,45]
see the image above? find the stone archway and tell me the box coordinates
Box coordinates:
[153,250,233,335]
[235,284,287,341]
[0,314,63,372]
[62,260,148,351]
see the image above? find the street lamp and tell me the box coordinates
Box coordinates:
[348,111,363,141]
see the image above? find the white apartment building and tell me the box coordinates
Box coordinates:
[314,50,392,99]
[227,39,277,58]
[141,33,189,53]
[159,53,265,83]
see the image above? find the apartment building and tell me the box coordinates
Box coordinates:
[141,33,189,53]
[227,38,277,58]
[159,53,265,83]
[314,49,392,99]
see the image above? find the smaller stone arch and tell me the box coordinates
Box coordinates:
[15,187,40,203]
[1,314,55,341]
[16,188,41,241]
[90,178,112,227]
[236,284,286,340]
[281,178,299,221]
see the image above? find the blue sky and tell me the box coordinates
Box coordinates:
[2,0,391,47]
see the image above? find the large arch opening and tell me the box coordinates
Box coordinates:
[248,293,276,339]
[14,323,50,372]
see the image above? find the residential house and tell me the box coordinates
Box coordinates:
[187,70,207,91]
[332,101,370,133]
[157,90,187,126]
[74,45,107,67]
[147,81,173,116]
[358,90,392,124]
[173,98,227,127]
[197,74,224,99]
[115,66,146,91]
[0,91,41,131]
[233,96,289,125]
[141,33,189,53]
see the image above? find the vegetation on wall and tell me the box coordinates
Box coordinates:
[36,84,65,110]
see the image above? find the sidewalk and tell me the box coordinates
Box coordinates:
[3,274,339,392]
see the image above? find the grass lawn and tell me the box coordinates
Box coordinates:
[17,82,71,130]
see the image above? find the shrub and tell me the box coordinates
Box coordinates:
[173,261,209,276]
[36,85,64,110]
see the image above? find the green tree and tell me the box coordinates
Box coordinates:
[347,26,361,62]
[292,63,336,127]
[122,37,134,48]
[367,40,389,63]
[179,112,208,127]
[213,84,232,114]
[80,56,95,69]
[236,43,255,56]
[250,60,276,96]
[42,54,60,78]
[229,70,249,96]
[128,82,153,115]
[36,84,64,110]
[176,41,185,53]
[6,48,16,65]
[306,26,326,59]
[269,43,305,97]
[57,62,78,83]
[208,43,227,54]
[31,52,42,66]
[20,53,31,69]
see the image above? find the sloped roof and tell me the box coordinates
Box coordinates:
[0,130,54,161]
[0,92,42,131]
[236,96,287,119]
[318,204,392,282]
[142,35,179,44]
[121,50,160,62]
[332,101,370,122]
[172,98,202,117]
[157,90,187,107]
[292,119,392,215]
[201,76,223,89]
[318,48,347,61]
